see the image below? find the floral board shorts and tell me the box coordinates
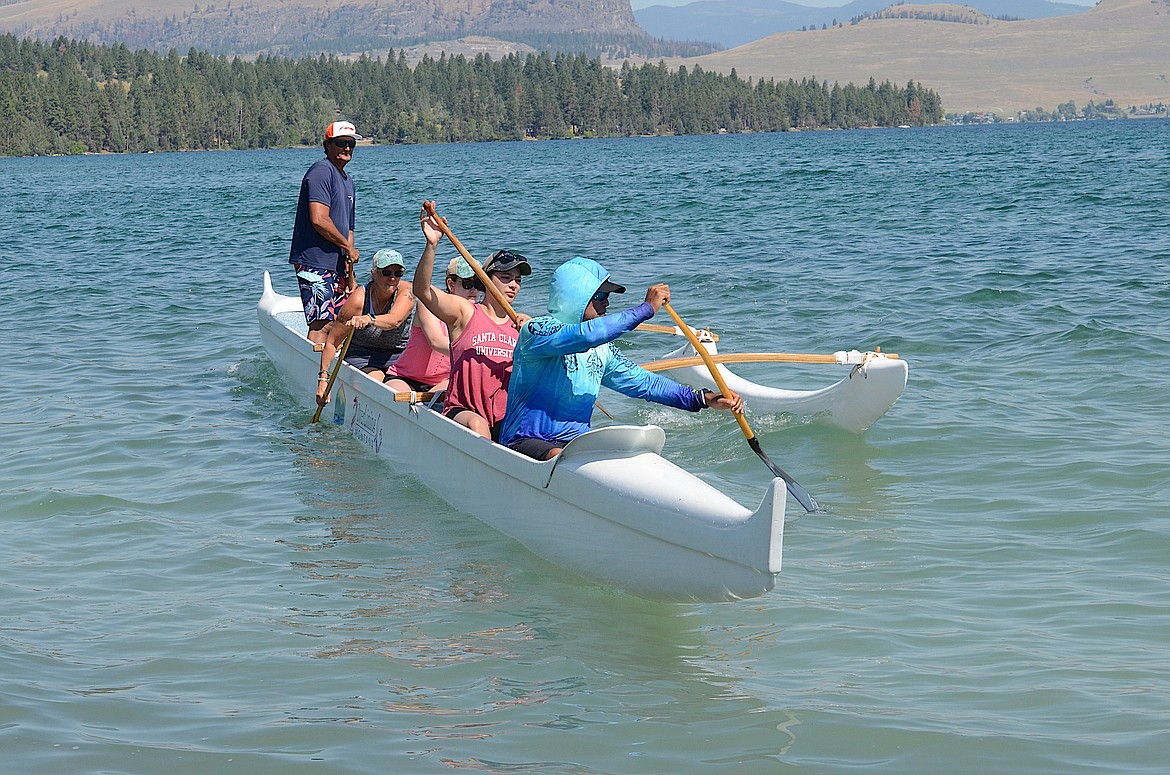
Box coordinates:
[294,264,349,325]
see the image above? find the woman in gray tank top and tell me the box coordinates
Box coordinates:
[314,248,417,409]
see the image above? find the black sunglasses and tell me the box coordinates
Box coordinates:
[331,139,356,149]
[486,250,528,269]
[448,276,477,290]
[378,268,403,278]
[590,291,610,304]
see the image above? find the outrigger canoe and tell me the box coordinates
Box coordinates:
[258,273,786,602]
[644,338,908,433]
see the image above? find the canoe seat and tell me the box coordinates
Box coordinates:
[557,425,666,460]
[393,391,437,403]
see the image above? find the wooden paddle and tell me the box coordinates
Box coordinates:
[311,261,357,424]
[421,202,616,421]
[641,350,900,372]
[423,202,518,325]
[310,327,354,423]
[662,303,819,513]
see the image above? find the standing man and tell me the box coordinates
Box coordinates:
[290,120,362,344]
[500,256,742,461]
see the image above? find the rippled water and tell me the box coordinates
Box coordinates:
[3,120,1169,773]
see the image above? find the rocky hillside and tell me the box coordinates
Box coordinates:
[0,0,646,56]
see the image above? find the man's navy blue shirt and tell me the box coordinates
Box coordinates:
[289,158,355,272]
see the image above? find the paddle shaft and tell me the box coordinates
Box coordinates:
[423,202,519,326]
[311,327,354,423]
[662,303,818,512]
[310,262,357,424]
[662,306,754,438]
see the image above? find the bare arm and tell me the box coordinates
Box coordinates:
[414,203,474,337]
[315,288,364,405]
[319,288,363,369]
[309,201,359,266]
[348,280,415,331]
[413,299,453,356]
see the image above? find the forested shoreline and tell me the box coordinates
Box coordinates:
[0,34,943,156]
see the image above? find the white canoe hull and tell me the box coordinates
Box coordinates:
[258,273,786,602]
[655,341,908,433]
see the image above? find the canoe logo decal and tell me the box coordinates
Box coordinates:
[349,398,383,452]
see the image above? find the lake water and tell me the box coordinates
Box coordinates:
[3,120,1169,773]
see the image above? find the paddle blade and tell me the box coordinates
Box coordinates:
[749,437,820,513]
[332,382,346,424]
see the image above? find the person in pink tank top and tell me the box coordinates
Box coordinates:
[413,201,530,441]
[384,257,481,394]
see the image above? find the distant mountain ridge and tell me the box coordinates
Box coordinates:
[684,0,1170,115]
[636,0,1090,48]
[0,0,646,56]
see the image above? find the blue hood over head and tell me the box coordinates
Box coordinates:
[547,256,610,324]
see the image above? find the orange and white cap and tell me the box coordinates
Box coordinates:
[324,120,363,141]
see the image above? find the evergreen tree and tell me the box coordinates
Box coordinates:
[0,33,950,156]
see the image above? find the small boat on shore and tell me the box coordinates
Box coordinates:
[258,273,787,602]
[644,339,908,433]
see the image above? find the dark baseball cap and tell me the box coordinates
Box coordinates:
[482,250,532,275]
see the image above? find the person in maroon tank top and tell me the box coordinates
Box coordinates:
[413,202,531,441]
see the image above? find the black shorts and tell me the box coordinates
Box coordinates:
[443,404,502,442]
[345,349,400,372]
[385,374,433,392]
[506,436,562,460]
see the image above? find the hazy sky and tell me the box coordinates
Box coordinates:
[628,0,1095,8]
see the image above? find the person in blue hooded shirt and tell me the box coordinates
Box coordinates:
[500,257,743,461]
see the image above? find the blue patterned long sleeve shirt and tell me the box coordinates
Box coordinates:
[499,301,705,447]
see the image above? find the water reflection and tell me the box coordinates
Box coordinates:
[273,422,805,771]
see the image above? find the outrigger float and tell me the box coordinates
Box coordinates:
[638,328,908,434]
[259,273,786,602]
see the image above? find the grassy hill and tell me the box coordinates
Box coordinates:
[0,0,648,57]
[634,0,1090,50]
[683,0,1170,115]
